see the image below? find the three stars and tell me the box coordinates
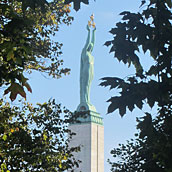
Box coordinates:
[88,14,96,28]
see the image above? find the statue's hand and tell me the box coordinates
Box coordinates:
[93,26,96,31]
[86,25,90,31]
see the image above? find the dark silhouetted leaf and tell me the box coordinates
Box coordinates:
[100,77,124,90]
[107,102,116,114]
[24,82,32,93]
[64,0,94,11]
[104,41,112,47]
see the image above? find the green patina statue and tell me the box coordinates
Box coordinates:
[80,24,96,103]
[77,18,96,112]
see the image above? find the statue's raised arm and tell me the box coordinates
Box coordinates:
[83,25,91,50]
[91,27,96,49]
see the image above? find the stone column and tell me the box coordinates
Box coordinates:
[69,111,104,172]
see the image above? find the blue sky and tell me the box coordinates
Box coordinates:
[24,0,157,171]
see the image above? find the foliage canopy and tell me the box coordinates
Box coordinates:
[109,108,172,172]
[0,99,80,171]
[0,0,73,101]
[101,0,172,171]
[101,0,172,117]
[0,0,81,171]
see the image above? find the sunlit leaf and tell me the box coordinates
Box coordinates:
[10,129,14,133]
[2,134,7,141]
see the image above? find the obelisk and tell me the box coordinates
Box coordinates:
[69,15,104,172]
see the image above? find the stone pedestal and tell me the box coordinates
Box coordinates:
[69,111,104,172]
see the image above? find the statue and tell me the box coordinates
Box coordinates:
[77,15,96,112]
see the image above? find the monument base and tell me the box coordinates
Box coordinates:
[69,111,104,172]
[77,102,96,112]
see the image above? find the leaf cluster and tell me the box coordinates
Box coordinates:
[101,74,172,116]
[0,0,73,101]
[102,0,172,116]
[109,108,172,172]
[0,99,80,171]
[103,0,172,171]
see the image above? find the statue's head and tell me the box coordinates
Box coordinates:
[87,43,93,52]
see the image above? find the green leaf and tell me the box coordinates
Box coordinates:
[2,134,7,141]
[7,50,14,61]
[43,133,47,141]
[59,163,62,169]
[16,57,22,65]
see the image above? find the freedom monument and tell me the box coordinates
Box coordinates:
[69,15,104,172]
